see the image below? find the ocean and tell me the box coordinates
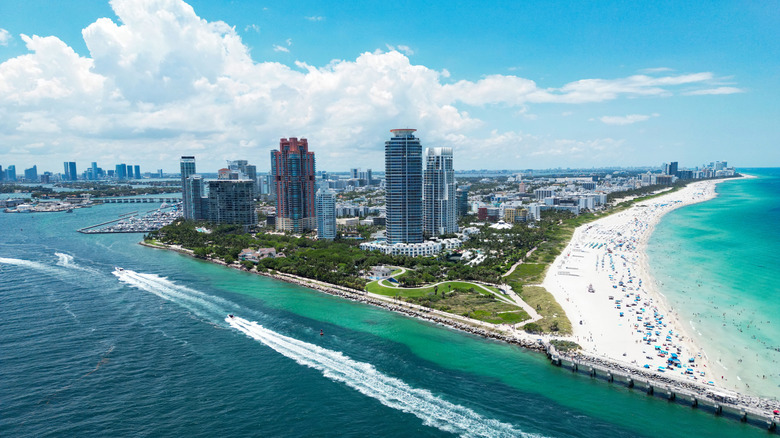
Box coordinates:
[0,191,772,437]
[647,168,780,399]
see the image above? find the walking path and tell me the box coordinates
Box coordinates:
[502,247,538,278]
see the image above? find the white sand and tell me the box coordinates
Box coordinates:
[543,179,739,388]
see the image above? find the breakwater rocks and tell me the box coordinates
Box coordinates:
[260,271,550,353]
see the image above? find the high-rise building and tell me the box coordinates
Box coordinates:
[0,165,4,181]
[24,165,38,182]
[423,147,457,237]
[115,164,127,180]
[271,137,317,233]
[180,156,197,219]
[90,162,98,180]
[669,161,678,177]
[133,165,141,179]
[350,168,360,179]
[316,189,336,240]
[206,179,256,225]
[385,129,423,245]
[664,161,678,176]
[185,174,206,220]
[63,162,77,181]
[457,186,469,217]
[7,165,17,181]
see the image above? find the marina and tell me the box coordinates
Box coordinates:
[78,204,181,234]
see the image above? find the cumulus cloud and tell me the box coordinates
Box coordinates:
[598,113,659,125]
[386,44,414,56]
[304,16,325,21]
[0,0,743,171]
[0,28,11,46]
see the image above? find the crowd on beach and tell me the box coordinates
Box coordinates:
[544,181,729,387]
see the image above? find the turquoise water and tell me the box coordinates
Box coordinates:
[0,202,770,436]
[647,169,780,399]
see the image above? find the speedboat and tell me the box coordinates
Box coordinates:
[228,314,234,318]
[115,267,124,272]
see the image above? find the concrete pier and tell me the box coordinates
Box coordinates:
[547,348,779,434]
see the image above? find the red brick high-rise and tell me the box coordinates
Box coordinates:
[271,137,316,233]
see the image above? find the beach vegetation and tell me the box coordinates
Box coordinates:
[549,339,581,352]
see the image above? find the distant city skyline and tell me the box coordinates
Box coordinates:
[0,1,778,172]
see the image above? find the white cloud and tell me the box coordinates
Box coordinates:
[0,29,11,46]
[244,24,260,33]
[639,67,674,73]
[684,87,744,95]
[304,16,325,21]
[385,44,414,56]
[273,44,289,52]
[0,0,744,171]
[598,113,659,125]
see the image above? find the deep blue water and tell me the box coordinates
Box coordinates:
[0,199,768,437]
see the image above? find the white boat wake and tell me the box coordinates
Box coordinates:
[114,268,540,438]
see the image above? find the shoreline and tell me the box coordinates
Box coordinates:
[540,176,775,396]
[139,220,780,421]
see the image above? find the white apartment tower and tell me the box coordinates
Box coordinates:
[423,147,457,237]
[316,189,336,240]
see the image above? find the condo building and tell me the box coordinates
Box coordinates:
[271,137,317,233]
[423,147,457,237]
[385,129,423,244]
[316,189,336,240]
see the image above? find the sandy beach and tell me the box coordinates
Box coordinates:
[543,178,747,390]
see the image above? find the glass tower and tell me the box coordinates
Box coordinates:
[385,129,423,245]
[180,156,197,219]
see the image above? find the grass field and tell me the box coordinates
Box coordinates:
[366,278,530,324]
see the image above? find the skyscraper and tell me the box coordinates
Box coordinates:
[185,174,206,220]
[457,186,470,217]
[228,160,258,190]
[316,189,336,240]
[385,129,423,245]
[6,165,16,181]
[63,162,77,181]
[271,137,317,233]
[206,179,256,226]
[115,164,127,180]
[668,161,678,177]
[24,165,38,182]
[424,147,457,237]
[133,165,141,179]
[180,156,197,219]
[91,162,98,180]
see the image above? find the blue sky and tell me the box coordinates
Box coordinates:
[0,0,777,173]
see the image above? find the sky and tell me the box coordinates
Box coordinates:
[0,0,778,173]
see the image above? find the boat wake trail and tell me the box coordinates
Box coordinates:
[113,268,538,437]
[113,268,236,321]
[55,252,75,267]
[0,257,62,273]
[227,316,536,438]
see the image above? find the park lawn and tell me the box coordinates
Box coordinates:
[416,290,529,324]
[366,280,493,298]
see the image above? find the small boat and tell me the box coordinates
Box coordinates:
[66,208,74,213]
[229,314,234,319]
[115,267,124,272]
